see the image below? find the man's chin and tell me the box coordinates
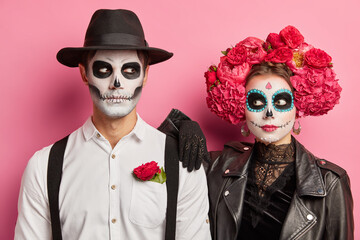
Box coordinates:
[97,104,135,119]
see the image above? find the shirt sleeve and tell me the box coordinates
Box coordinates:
[14,148,52,240]
[175,165,211,240]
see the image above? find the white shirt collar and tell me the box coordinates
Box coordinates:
[82,114,146,142]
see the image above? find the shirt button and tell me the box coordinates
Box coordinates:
[111,185,116,190]
[111,154,116,159]
[96,133,101,138]
[307,214,314,221]
[224,190,230,197]
[111,218,117,224]
[206,219,209,224]
[243,147,249,151]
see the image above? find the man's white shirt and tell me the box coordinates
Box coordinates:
[15,115,211,239]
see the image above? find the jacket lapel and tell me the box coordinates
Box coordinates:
[293,138,326,197]
[280,138,325,239]
[280,194,317,240]
[221,146,252,235]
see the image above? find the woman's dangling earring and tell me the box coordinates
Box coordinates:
[241,123,250,137]
[293,120,301,135]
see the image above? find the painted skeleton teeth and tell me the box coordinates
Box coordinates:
[100,94,133,102]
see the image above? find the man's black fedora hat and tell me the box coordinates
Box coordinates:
[57,9,173,67]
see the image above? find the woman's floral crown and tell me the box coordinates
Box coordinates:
[205,26,341,125]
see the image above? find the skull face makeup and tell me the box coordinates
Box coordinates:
[85,50,145,118]
[245,74,296,144]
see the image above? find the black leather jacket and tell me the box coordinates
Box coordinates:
[207,139,354,240]
[161,109,354,240]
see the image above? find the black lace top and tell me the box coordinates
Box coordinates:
[237,140,296,240]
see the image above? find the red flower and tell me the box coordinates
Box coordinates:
[226,45,247,65]
[304,48,332,68]
[206,80,247,124]
[280,26,304,49]
[290,67,341,117]
[264,47,293,63]
[205,65,218,90]
[236,37,267,64]
[216,61,251,84]
[266,33,286,49]
[133,161,161,181]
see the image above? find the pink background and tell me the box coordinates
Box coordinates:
[1,0,359,238]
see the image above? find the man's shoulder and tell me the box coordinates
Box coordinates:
[25,126,81,173]
[140,118,166,139]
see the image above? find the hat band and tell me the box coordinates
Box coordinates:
[84,33,146,47]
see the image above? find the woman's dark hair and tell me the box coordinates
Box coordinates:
[246,62,294,91]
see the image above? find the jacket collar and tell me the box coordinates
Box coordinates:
[222,137,326,197]
[293,137,326,197]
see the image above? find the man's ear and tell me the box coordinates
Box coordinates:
[142,66,150,87]
[79,63,89,85]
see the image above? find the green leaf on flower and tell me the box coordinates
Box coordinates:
[150,167,167,184]
[221,51,228,56]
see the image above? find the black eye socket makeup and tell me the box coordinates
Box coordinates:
[121,62,141,79]
[272,90,294,112]
[246,91,267,112]
[92,61,113,78]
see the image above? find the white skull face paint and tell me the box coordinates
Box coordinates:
[86,50,145,118]
[245,74,296,144]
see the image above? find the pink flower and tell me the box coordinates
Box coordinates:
[286,43,314,72]
[226,45,247,65]
[216,61,250,84]
[264,47,293,63]
[236,37,267,64]
[304,48,332,68]
[266,33,286,49]
[206,80,247,124]
[280,26,304,49]
[291,67,341,117]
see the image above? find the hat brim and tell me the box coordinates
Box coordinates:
[56,45,173,67]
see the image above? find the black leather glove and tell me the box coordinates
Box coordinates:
[178,120,210,172]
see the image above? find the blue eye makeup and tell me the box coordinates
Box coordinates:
[246,89,267,112]
[272,89,294,112]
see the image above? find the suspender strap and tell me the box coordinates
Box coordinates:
[47,135,69,240]
[164,135,179,240]
[47,134,179,240]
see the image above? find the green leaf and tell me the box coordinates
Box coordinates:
[150,167,167,184]
[221,50,228,56]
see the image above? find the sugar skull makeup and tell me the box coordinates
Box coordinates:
[245,74,296,144]
[86,50,145,118]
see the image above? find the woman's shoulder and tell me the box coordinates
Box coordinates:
[294,138,347,178]
[315,159,348,179]
[207,141,253,174]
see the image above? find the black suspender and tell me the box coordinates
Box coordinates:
[164,135,179,240]
[47,135,179,240]
[47,135,68,240]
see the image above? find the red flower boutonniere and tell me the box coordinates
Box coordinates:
[133,161,166,184]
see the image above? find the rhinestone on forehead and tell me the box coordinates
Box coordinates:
[265,82,272,90]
